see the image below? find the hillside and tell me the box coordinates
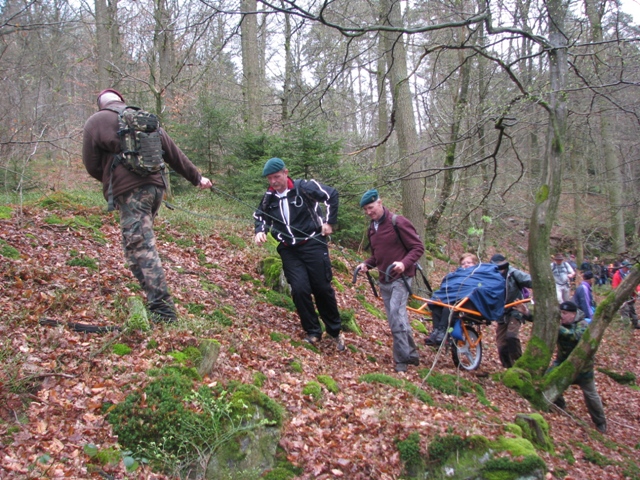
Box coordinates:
[1,193,639,479]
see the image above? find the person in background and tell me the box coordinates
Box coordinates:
[356,190,423,373]
[572,270,596,323]
[425,253,479,346]
[82,88,212,323]
[551,253,575,303]
[611,260,640,329]
[551,301,607,434]
[597,259,608,286]
[254,157,345,350]
[490,254,533,368]
[580,256,592,273]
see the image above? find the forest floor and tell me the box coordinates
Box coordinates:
[1,193,639,479]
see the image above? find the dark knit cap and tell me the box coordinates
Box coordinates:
[490,254,506,264]
[559,301,578,312]
[359,189,379,207]
[262,157,286,176]
[583,270,594,280]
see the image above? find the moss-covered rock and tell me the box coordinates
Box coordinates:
[514,413,553,452]
[340,309,362,335]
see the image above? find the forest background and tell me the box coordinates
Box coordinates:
[2,0,640,478]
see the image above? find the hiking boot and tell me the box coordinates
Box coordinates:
[425,329,445,346]
[407,357,420,366]
[332,333,346,352]
[395,363,407,373]
[304,335,321,345]
[553,397,567,410]
[595,422,607,434]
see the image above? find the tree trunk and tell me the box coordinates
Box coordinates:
[241,0,262,130]
[541,265,640,403]
[583,0,627,255]
[520,0,569,374]
[381,0,425,242]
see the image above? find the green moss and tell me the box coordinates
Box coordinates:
[514,413,553,452]
[422,372,473,396]
[411,319,428,335]
[427,434,468,465]
[240,273,253,281]
[502,368,544,408]
[0,240,20,259]
[493,436,537,457]
[302,381,323,401]
[332,278,345,293]
[359,373,433,404]
[504,423,522,436]
[366,355,377,363]
[536,184,550,204]
[253,371,267,387]
[331,259,349,274]
[347,344,358,353]
[265,290,296,311]
[67,255,98,270]
[0,205,12,219]
[289,360,303,373]
[317,375,339,394]
[396,432,425,476]
[513,336,550,375]
[576,442,612,467]
[113,344,132,356]
[361,300,386,319]
[597,368,636,385]
[340,309,362,335]
[262,256,284,290]
[169,346,202,366]
[270,332,286,342]
[229,383,284,426]
[481,455,546,480]
[222,233,246,248]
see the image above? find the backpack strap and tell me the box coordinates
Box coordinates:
[390,214,432,294]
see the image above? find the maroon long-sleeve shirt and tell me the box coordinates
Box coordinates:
[364,207,424,283]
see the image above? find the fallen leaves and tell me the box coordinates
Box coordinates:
[0,206,639,479]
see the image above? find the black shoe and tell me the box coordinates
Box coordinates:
[553,397,567,410]
[595,422,607,433]
[407,357,420,366]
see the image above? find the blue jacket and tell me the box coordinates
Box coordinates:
[572,281,595,321]
[431,263,506,321]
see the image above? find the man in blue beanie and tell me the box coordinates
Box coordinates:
[254,158,344,351]
[356,190,424,372]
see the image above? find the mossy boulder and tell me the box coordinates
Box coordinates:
[514,413,554,452]
[107,370,284,479]
[417,434,546,480]
[260,256,290,294]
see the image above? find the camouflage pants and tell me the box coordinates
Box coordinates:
[116,185,176,319]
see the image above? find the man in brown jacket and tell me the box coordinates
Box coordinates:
[82,88,212,323]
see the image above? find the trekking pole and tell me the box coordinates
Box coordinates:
[384,264,413,296]
[353,265,379,298]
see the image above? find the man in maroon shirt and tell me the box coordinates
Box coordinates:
[356,190,424,373]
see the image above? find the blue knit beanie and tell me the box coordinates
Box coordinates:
[262,158,286,176]
[359,189,379,207]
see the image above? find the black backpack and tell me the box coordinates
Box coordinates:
[105,106,166,211]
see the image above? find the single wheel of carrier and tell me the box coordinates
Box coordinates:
[451,326,482,370]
